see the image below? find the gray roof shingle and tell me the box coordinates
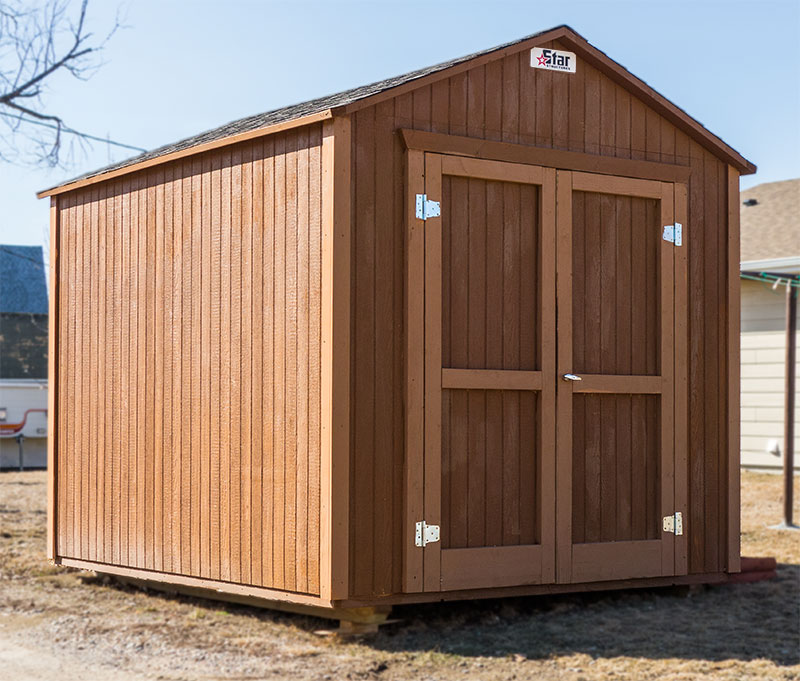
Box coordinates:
[740,178,800,263]
[0,245,48,315]
[48,26,564,190]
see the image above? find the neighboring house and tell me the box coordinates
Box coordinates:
[0,244,49,469]
[740,179,800,471]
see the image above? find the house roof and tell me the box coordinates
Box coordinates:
[740,178,800,264]
[38,25,755,198]
[0,245,48,315]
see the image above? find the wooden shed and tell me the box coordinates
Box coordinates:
[39,25,756,627]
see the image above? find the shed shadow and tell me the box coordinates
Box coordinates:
[368,565,799,666]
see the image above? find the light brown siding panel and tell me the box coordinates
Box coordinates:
[54,127,325,595]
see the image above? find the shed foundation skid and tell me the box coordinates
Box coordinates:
[43,26,753,616]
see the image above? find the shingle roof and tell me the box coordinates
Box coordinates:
[39,24,755,197]
[0,245,48,315]
[49,26,564,190]
[740,179,800,263]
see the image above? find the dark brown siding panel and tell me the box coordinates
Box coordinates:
[348,42,730,597]
[55,126,325,595]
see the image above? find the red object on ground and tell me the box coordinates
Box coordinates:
[740,556,778,572]
[724,556,778,584]
[726,569,778,584]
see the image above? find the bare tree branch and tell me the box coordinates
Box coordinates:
[0,0,129,166]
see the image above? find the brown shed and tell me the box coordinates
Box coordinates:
[39,26,755,627]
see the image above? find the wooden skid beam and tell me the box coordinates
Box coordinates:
[59,557,327,607]
[109,575,392,629]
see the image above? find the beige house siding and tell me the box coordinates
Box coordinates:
[741,279,800,471]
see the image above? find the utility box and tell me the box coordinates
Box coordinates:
[39,26,754,622]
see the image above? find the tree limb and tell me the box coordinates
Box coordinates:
[0,0,126,166]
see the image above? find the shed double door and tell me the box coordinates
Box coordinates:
[405,152,687,593]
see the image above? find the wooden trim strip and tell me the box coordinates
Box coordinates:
[441,368,543,391]
[571,540,663,582]
[539,166,558,584]
[58,557,330,607]
[571,374,662,394]
[674,182,689,576]
[554,170,573,584]
[554,31,756,175]
[37,111,334,199]
[440,545,543,591]
[727,166,741,574]
[320,116,351,601]
[335,571,729,607]
[659,182,676,577]
[47,197,59,561]
[439,154,544,184]
[572,172,663,198]
[403,149,426,593]
[400,129,692,184]
[422,152,443,593]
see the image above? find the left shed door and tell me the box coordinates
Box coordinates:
[405,153,558,593]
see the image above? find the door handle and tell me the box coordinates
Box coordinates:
[562,373,582,382]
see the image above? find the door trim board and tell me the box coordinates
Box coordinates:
[441,368,543,391]
[400,129,691,184]
[441,545,543,591]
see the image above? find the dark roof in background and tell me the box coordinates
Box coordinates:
[50,26,564,190]
[740,179,800,262]
[0,245,48,314]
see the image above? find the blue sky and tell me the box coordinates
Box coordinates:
[1,0,798,248]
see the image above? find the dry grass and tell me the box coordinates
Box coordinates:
[1,470,798,680]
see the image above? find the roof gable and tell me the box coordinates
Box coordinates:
[38,25,754,198]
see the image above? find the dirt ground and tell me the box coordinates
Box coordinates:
[1,471,798,681]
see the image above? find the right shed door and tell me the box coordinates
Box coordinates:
[555,171,688,584]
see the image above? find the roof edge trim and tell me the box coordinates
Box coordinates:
[37,109,334,199]
[555,30,756,175]
[740,256,800,273]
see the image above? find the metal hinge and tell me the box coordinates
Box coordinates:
[414,520,440,547]
[662,511,684,535]
[415,194,441,220]
[662,222,683,246]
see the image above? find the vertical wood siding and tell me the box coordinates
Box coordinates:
[572,394,660,543]
[55,125,324,595]
[442,389,539,549]
[349,39,731,597]
[439,173,542,551]
[569,190,662,544]
[571,192,660,376]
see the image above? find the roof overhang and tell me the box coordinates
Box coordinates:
[741,256,800,274]
[36,110,333,199]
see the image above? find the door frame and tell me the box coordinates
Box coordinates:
[403,140,689,594]
[554,170,689,584]
[403,151,557,593]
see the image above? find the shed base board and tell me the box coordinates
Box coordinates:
[56,557,731,614]
[334,572,730,608]
[57,557,328,608]
[111,575,392,632]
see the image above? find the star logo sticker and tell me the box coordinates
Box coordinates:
[537,53,549,66]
